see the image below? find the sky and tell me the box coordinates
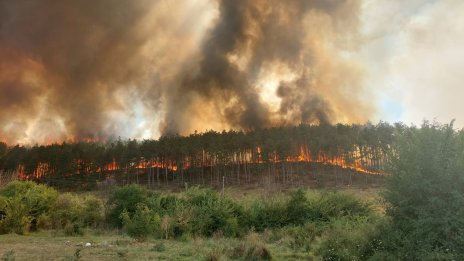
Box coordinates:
[360,0,464,126]
[0,0,463,144]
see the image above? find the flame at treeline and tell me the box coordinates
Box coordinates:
[0,123,393,188]
[15,145,382,182]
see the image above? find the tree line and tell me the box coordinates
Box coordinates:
[0,122,400,189]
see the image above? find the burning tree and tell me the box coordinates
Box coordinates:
[0,123,395,189]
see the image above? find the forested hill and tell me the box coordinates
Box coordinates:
[0,122,401,189]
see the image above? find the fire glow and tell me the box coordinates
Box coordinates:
[15,145,383,182]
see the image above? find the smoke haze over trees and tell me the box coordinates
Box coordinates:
[0,0,372,144]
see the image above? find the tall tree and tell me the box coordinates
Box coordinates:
[382,121,464,259]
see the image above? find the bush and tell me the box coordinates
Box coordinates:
[0,181,58,233]
[37,214,53,230]
[381,121,464,259]
[0,196,32,234]
[248,198,288,231]
[158,194,186,216]
[117,187,250,239]
[51,193,84,229]
[316,217,380,261]
[0,196,6,220]
[121,203,161,240]
[49,193,104,232]
[0,182,104,234]
[228,239,272,261]
[64,222,84,236]
[281,223,319,251]
[244,243,273,261]
[365,220,461,261]
[106,185,152,227]
[0,181,58,215]
[310,192,372,222]
[81,195,104,228]
[248,190,372,232]
[286,189,312,225]
[185,187,246,237]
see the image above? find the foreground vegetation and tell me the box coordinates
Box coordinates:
[1,121,464,260]
[0,181,379,260]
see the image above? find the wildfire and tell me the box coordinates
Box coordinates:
[100,159,119,172]
[134,161,178,171]
[98,159,178,173]
[14,145,383,182]
[253,145,382,175]
[286,146,383,175]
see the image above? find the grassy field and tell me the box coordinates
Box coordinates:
[0,186,383,261]
[0,230,319,261]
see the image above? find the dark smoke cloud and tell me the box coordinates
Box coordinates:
[162,0,370,134]
[0,0,372,144]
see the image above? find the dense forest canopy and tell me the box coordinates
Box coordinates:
[0,122,405,188]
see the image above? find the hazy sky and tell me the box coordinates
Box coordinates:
[361,0,464,126]
[0,0,463,144]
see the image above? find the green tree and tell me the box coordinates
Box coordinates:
[0,142,7,158]
[382,121,464,259]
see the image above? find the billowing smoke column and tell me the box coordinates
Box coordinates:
[0,0,372,144]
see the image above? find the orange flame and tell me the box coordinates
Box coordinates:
[286,146,383,175]
[17,144,383,182]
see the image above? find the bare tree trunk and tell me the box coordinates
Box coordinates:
[165,164,168,185]
[201,150,205,185]
[210,158,213,187]
[181,164,184,185]
[236,154,240,186]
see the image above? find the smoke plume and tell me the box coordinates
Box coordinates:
[0,0,372,144]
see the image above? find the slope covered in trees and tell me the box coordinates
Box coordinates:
[0,123,397,189]
[1,121,463,259]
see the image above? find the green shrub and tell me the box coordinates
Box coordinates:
[310,192,372,222]
[282,223,319,251]
[113,187,249,239]
[51,193,83,229]
[380,121,464,259]
[248,198,288,231]
[244,243,272,261]
[228,240,272,261]
[364,221,460,261]
[48,193,104,233]
[286,189,312,225]
[0,196,7,220]
[316,217,380,261]
[64,222,84,236]
[81,195,104,227]
[248,190,372,232]
[0,196,31,234]
[0,182,104,234]
[158,194,185,216]
[121,203,161,240]
[0,181,58,233]
[186,188,246,237]
[37,214,53,230]
[106,185,152,227]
